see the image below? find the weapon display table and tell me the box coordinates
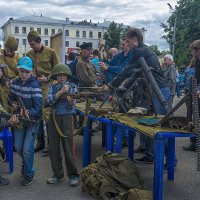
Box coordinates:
[110,113,195,200]
[76,102,196,200]
[76,102,114,167]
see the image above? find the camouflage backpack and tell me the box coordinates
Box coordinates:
[81,152,152,200]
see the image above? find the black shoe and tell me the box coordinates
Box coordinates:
[122,142,129,148]
[21,176,35,186]
[182,146,196,152]
[21,165,24,177]
[41,146,49,154]
[0,176,9,186]
[135,156,154,164]
[134,146,145,153]
[34,143,45,153]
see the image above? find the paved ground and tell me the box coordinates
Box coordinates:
[1,96,200,200]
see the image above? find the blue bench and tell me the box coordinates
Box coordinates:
[0,128,13,173]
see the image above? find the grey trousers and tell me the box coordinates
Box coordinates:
[48,114,78,179]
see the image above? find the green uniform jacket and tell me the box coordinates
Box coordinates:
[27,46,59,80]
[0,51,20,79]
[76,58,97,87]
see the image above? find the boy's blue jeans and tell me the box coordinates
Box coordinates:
[14,124,39,177]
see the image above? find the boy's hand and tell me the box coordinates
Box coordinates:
[8,114,19,125]
[60,85,69,94]
[38,75,48,83]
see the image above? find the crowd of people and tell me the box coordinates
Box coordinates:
[0,28,200,192]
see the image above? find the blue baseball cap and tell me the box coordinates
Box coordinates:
[17,56,33,71]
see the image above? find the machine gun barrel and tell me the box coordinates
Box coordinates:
[0,112,38,124]
[60,92,102,99]
[139,57,170,114]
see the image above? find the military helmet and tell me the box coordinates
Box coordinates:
[4,36,18,51]
[52,63,72,79]
[189,40,200,50]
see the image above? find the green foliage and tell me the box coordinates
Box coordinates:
[103,21,131,49]
[149,45,161,56]
[161,0,200,67]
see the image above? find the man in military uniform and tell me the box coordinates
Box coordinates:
[76,43,97,88]
[27,31,59,153]
[0,36,20,111]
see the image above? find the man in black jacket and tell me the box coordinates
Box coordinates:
[109,28,170,163]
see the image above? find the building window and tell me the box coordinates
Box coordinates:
[76,30,80,37]
[98,32,102,38]
[82,31,86,38]
[15,26,19,33]
[22,39,26,45]
[16,38,19,44]
[51,29,55,35]
[22,27,26,34]
[37,28,41,34]
[76,41,80,47]
[44,28,48,35]
[44,40,48,46]
[65,30,69,36]
[30,27,34,31]
[89,31,93,38]
[58,29,62,33]
[65,41,69,47]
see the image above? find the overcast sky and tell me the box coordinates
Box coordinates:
[0,0,177,50]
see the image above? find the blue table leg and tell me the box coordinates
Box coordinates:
[154,136,165,200]
[106,122,114,152]
[168,138,175,180]
[116,127,122,153]
[128,130,135,160]
[83,124,91,167]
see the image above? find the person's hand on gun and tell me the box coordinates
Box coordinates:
[99,62,108,71]
[8,114,19,125]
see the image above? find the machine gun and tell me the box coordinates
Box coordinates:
[44,91,103,108]
[0,112,38,124]
[100,57,169,114]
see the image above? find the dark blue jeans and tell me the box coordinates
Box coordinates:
[14,124,39,177]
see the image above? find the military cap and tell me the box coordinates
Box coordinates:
[79,42,92,50]
[189,40,200,50]
[27,30,41,42]
[4,36,18,52]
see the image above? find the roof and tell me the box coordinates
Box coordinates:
[16,15,67,24]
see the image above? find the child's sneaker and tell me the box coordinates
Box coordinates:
[47,175,65,184]
[21,176,35,186]
[70,177,80,187]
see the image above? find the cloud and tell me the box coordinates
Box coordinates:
[0,0,177,50]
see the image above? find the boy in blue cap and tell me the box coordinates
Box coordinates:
[9,56,42,186]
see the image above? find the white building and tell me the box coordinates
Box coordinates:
[1,15,146,56]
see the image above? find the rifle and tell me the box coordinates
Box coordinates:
[44,92,102,108]
[0,112,38,124]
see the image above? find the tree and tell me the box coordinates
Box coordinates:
[149,45,161,56]
[103,21,123,50]
[161,0,200,67]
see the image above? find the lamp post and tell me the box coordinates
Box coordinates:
[168,3,176,58]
